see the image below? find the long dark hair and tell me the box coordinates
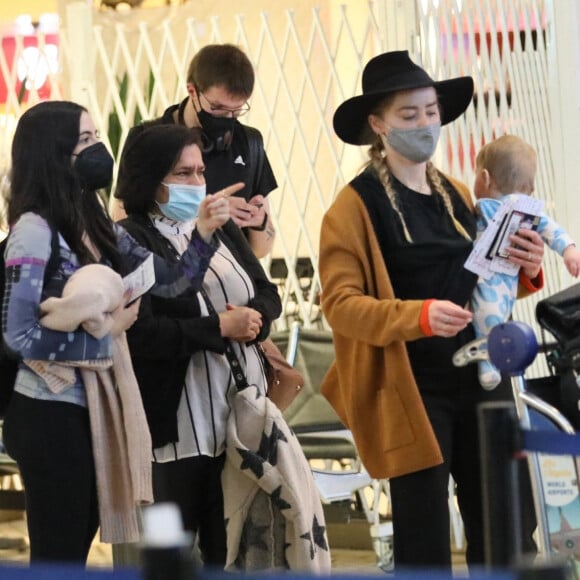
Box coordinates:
[9,101,122,272]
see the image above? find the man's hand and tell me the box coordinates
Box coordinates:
[227,195,265,229]
[245,196,276,258]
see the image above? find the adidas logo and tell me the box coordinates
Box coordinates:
[234,155,246,166]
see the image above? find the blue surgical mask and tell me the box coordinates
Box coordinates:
[384,123,441,163]
[156,183,206,223]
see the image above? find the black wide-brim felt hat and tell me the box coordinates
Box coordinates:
[333,50,474,145]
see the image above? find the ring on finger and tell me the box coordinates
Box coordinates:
[527,251,533,261]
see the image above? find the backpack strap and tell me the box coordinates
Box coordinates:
[44,224,61,285]
[0,224,61,415]
[1,223,60,324]
[243,125,265,195]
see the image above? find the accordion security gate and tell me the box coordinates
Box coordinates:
[0,0,575,376]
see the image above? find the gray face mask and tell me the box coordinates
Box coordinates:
[385,123,441,163]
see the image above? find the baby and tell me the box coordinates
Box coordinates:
[471,135,580,389]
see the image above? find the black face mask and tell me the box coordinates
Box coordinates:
[196,109,236,153]
[74,142,114,191]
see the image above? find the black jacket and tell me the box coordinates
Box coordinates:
[118,215,282,447]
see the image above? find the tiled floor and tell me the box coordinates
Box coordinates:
[0,512,382,572]
[0,510,467,574]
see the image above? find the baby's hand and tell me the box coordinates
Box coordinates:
[563,245,580,277]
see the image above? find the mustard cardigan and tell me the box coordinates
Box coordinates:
[319,174,476,479]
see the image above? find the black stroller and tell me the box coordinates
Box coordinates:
[454,281,580,570]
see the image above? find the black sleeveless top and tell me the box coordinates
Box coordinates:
[351,168,478,377]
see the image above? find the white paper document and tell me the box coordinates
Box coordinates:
[122,253,155,304]
[465,196,544,280]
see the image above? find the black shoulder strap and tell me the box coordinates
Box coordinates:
[0,236,8,296]
[198,287,249,392]
[1,223,60,296]
[45,225,60,281]
[1,224,59,359]
[243,126,265,194]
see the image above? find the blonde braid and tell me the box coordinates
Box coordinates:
[368,139,413,242]
[426,162,472,241]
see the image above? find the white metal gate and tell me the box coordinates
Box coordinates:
[65,0,385,330]
[0,0,572,355]
[414,0,563,377]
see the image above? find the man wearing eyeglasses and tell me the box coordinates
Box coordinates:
[157,43,277,259]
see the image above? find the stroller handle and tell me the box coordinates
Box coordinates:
[453,321,538,376]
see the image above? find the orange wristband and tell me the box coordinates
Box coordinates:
[420,299,436,336]
[519,268,544,293]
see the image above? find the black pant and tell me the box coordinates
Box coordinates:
[2,393,99,564]
[152,454,226,567]
[389,366,536,571]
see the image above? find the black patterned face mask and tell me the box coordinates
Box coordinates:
[196,109,235,153]
[73,142,114,190]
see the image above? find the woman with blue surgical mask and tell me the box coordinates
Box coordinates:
[115,123,282,568]
[157,181,206,223]
[154,140,207,223]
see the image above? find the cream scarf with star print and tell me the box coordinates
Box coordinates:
[222,385,331,572]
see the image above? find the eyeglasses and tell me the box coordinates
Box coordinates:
[196,88,251,118]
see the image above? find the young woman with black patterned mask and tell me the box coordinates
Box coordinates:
[1,101,238,565]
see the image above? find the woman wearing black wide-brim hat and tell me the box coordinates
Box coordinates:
[319,51,544,569]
